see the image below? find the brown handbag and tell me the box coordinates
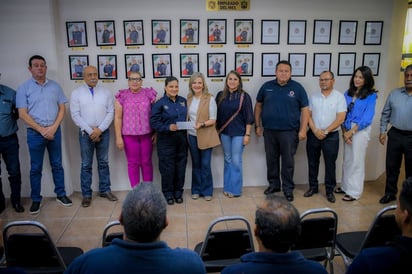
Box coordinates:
[217,93,244,134]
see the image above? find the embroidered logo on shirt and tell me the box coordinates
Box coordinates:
[288,90,295,98]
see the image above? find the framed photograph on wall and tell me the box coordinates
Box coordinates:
[313,20,332,44]
[364,21,383,45]
[207,19,226,44]
[95,20,116,46]
[338,52,356,76]
[234,19,253,44]
[207,53,226,77]
[288,53,306,76]
[180,19,199,45]
[362,53,380,75]
[180,53,199,78]
[66,21,87,47]
[152,20,171,45]
[261,20,280,44]
[97,55,117,79]
[123,20,144,46]
[152,53,172,78]
[235,52,253,76]
[261,53,280,77]
[288,20,306,45]
[125,54,145,78]
[313,53,332,76]
[338,20,357,45]
[69,55,88,80]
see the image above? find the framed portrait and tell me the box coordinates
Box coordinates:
[362,53,380,76]
[288,53,306,76]
[95,20,116,46]
[234,19,253,44]
[207,19,227,44]
[338,52,356,76]
[69,55,89,80]
[152,53,172,78]
[97,55,117,79]
[288,20,306,45]
[180,53,199,78]
[313,53,332,76]
[152,20,171,45]
[313,20,332,44]
[207,53,226,77]
[338,20,358,45]
[66,21,87,47]
[235,52,253,76]
[364,21,383,45]
[125,54,145,78]
[261,53,280,77]
[261,20,280,44]
[180,19,199,45]
[123,20,144,46]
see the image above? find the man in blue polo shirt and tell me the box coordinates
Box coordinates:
[16,55,72,215]
[254,60,309,201]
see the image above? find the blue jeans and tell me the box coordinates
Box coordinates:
[188,135,213,197]
[27,127,66,202]
[306,130,339,193]
[79,129,111,197]
[0,134,22,204]
[220,134,244,196]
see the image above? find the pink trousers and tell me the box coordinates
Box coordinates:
[123,133,153,187]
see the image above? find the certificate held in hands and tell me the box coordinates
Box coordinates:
[176,121,194,130]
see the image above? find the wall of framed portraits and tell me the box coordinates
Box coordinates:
[0,0,408,197]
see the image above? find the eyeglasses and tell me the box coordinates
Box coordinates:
[347,102,354,113]
[128,77,142,82]
[319,78,333,82]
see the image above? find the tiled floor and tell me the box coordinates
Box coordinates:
[0,174,400,274]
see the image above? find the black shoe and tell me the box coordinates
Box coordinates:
[264,185,280,195]
[284,192,294,202]
[99,192,118,201]
[167,198,174,205]
[379,194,396,204]
[303,189,318,197]
[13,203,25,213]
[326,193,336,203]
[175,197,183,204]
[56,195,73,207]
[30,201,41,215]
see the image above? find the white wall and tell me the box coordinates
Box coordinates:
[0,0,408,197]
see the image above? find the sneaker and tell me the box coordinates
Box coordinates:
[30,201,41,215]
[205,196,212,201]
[56,196,73,207]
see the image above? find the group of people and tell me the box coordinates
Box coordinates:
[1,55,411,216]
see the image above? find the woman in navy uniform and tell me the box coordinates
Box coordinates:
[150,76,188,205]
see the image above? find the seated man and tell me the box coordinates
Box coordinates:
[347,177,412,274]
[222,195,328,274]
[65,183,206,274]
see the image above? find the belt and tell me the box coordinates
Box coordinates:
[392,127,412,135]
[0,133,17,140]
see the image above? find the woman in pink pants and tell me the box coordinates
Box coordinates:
[115,72,157,187]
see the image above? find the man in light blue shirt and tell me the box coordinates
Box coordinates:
[379,64,412,204]
[70,66,116,207]
[16,55,72,215]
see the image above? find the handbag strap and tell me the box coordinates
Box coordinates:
[218,93,244,134]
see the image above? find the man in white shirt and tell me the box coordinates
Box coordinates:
[70,66,117,207]
[304,71,347,203]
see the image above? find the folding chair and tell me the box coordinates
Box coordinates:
[101,220,123,247]
[2,220,84,274]
[194,215,255,273]
[335,204,401,270]
[291,207,338,274]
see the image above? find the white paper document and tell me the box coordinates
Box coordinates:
[176,121,194,130]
